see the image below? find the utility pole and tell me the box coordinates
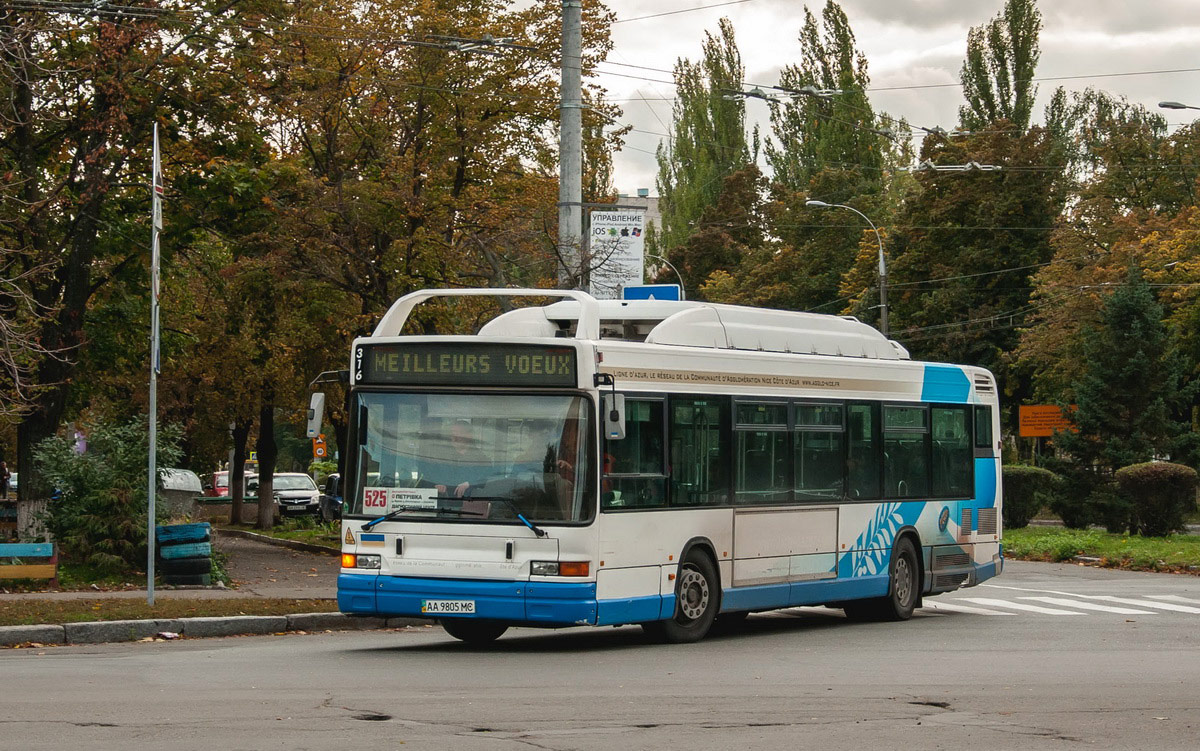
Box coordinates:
[558,0,583,287]
[147,122,163,605]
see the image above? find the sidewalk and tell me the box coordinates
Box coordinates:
[0,531,421,646]
[2,530,339,602]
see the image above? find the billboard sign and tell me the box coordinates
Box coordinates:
[1018,405,1077,437]
[588,210,646,299]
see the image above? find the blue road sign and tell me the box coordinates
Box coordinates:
[622,284,682,301]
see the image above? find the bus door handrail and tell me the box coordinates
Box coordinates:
[372,288,602,341]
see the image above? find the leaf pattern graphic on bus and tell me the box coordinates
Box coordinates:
[841,501,927,578]
[850,503,902,576]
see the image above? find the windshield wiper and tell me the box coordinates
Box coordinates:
[467,496,548,538]
[361,505,483,531]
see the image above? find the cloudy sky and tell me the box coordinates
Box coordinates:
[595,0,1200,194]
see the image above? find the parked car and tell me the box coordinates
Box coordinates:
[269,473,321,517]
[319,473,343,523]
[206,471,257,498]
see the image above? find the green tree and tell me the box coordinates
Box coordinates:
[885,125,1063,398]
[704,2,906,316]
[1018,94,1199,403]
[765,2,886,192]
[0,4,265,498]
[651,17,752,273]
[1054,268,1193,476]
[33,415,183,573]
[959,0,1042,132]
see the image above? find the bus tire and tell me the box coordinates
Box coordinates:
[843,537,919,622]
[441,619,508,644]
[643,552,718,643]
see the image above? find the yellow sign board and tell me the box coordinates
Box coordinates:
[1019,405,1077,438]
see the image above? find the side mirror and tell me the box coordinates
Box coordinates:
[603,393,626,440]
[306,392,326,439]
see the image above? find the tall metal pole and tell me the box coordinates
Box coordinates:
[806,200,888,337]
[557,0,583,287]
[147,123,163,605]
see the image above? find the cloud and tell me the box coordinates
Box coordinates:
[601,0,1200,192]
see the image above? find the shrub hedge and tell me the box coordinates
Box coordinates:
[1114,462,1198,537]
[1001,465,1063,529]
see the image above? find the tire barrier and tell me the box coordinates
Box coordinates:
[156,523,213,586]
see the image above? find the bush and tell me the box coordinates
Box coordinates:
[33,416,183,574]
[1115,462,1198,537]
[1001,465,1062,528]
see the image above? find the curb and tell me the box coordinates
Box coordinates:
[217,527,341,556]
[0,612,427,647]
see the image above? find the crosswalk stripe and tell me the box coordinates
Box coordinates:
[1146,594,1200,606]
[1085,595,1200,614]
[1019,596,1153,615]
[921,600,1015,616]
[959,597,1085,615]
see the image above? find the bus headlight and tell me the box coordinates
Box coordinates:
[531,561,589,577]
[343,554,381,569]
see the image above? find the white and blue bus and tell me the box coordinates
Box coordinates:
[320,288,1002,643]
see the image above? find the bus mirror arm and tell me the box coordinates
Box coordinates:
[596,374,626,440]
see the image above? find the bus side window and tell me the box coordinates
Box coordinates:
[669,396,730,507]
[974,405,994,449]
[795,402,844,502]
[931,405,971,497]
[847,403,880,499]
[884,405,929,499]
[602,399,666,509]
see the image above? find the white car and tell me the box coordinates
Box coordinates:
[268,473,321,516]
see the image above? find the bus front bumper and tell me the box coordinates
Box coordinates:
[338,573,598,626]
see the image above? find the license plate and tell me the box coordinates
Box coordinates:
[422,599,475,615]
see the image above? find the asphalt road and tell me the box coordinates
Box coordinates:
[3,560,1199,751]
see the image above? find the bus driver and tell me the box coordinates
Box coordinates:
[432,420,490,498]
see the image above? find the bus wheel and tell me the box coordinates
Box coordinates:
[844,537,920,622]
[441,619,508,644]
[644,552,718,643]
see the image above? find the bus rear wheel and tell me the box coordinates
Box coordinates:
[441,619,508,644]
[643,552,718,643]
[843,537,920,622]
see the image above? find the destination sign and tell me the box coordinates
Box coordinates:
[356,343,578,387]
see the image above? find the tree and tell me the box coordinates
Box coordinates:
[959,0,1042,132]
[0,4,264,498]
[704,2,905,315]
[33,415,183,572]
[1054,268,1193,477]
[883,125,1063,397]
[765,2,886,192]
[651,17,752,268]
[664,165,766,298]
[1018,94,1199,402]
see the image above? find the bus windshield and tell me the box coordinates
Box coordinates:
[350,392,593,524]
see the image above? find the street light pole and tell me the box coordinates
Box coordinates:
[1159,101,1200,111]
[645,254,687,300]
[806,200,888,337]
[558,1,583,287]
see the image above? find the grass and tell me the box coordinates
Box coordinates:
[1005,526,1200,573]
[0,597,338,628]
[218,518,340,548]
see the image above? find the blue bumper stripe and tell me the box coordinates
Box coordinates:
[341,574,598,626]
[338,573,377,614]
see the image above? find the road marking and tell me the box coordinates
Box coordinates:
[1018,596,1153,615]
[1085,596,1200,614]
[1147,594,1200,606]
[921,600,1015,616]
[959,597,1085,615]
